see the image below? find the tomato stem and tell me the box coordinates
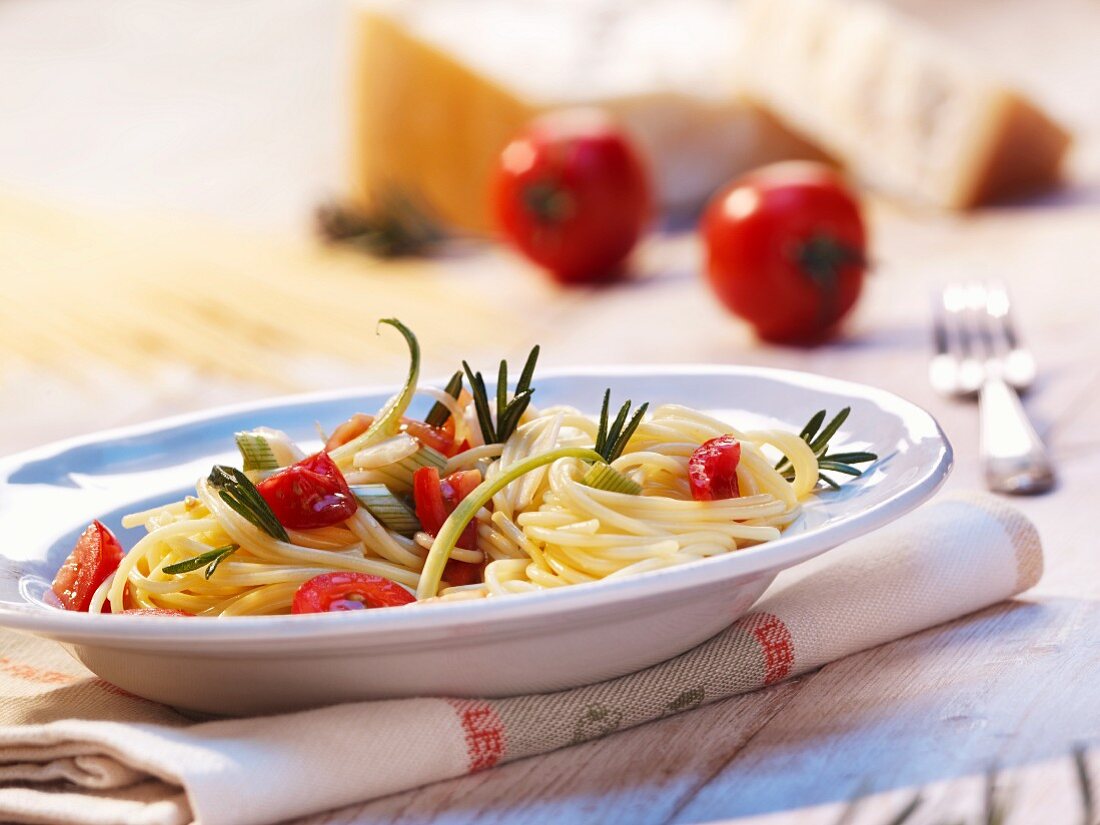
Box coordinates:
[522,180,574,224]
[793,234,865,329]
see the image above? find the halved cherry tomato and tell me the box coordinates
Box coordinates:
[324,413,460,457]
[121,608,193,617]
[256,451,357,530]
[688,436,742,501]
[413,466,484,586]
[291,572,416,613]
[52,521,125,612]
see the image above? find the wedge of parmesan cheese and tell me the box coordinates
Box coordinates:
[349,0,821,231]
[736,0,1071,209]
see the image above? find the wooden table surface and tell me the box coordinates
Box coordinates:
[3,1,1100,822]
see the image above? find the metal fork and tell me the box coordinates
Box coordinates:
[931,281,1055,495]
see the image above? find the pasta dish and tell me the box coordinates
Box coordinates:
[50,320,875,616]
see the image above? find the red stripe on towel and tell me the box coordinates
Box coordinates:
[90,679,157,704]
[741,613,795,685]
[447,700,505,772]
[0,657,78,686]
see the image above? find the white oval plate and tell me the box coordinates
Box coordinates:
[0,366,951,715]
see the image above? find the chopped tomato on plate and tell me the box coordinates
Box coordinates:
[324,413,461,457]
[413,466,484,586]
[291,572,416,613]
[256,451,357,530]
[51,520,125,612]
[688,436,742,501]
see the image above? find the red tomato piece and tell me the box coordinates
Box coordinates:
[121,608,193,617]
[412,467,450,534]
[324,413,459,457]
[412,467,484,585]
[439,470,482,511]
[291,572,416,613]
[492,109,651,285]
[688,436,742,501]
[51,521,125,612]
[256,451,357,530]
[702,161,866,344]
[324,412,372,452]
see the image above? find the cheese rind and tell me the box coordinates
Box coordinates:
[735,0,1070,208]
[349,1,822,232]
[350,12,535,232]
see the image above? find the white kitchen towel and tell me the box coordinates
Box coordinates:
[0,492,1042,825]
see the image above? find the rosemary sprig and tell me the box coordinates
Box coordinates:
[424,370,464,428]
[207,465,289,542]
[776,407,877,489]
[315,191,445,258]
[593,390,648,463]
[462,346,540,445]
[162,544,239,579]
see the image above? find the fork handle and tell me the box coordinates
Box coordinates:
[979,375,1056,495]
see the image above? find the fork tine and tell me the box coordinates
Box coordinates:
[943,283,972,357]
[930,286,965,397]
[968,281,996,360]
[984,280,1036,391]
[931,291,949,355]
[942,282,986,394]
[986,280,1018,348]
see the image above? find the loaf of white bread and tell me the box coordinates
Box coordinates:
[736,0,1070,209]
[349,0,1069,230]
[350,0,822,232]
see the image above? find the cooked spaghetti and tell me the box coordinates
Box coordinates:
[55,320,875,617]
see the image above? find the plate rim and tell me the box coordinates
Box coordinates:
[0,363,953,645]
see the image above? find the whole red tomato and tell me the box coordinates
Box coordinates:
[492,109,651,284]
[702,162,867,344]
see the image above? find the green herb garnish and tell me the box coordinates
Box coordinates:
[462,345,539,445]
[315,191,444,258]
[424,370,463,428]
[328,318,420,466]
[351,484,421,536]
[593,390,648,463]
[162,544,239,579]
[582,463,643,495]
[580,390,649,494]
[777,407,877,490]
[234,432,279,472]
[417,446,605,598]
[207,465,289,542]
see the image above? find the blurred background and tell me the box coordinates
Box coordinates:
[1,0,1098,475]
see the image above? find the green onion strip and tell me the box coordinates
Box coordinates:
[329,318,420,466]
[416,447,605,599]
